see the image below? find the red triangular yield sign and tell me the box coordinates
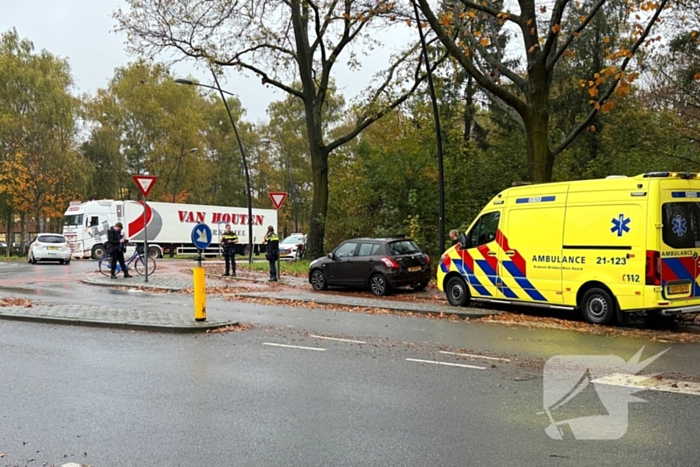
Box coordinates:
[132,175,157,198]
[268,192,288,210]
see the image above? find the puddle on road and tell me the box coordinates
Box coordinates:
[0,286,60,297]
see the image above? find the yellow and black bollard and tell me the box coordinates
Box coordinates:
[194,251,206,321]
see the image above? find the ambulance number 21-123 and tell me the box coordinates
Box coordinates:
[596,256,627,265]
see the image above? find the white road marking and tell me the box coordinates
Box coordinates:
[310,335,366,344]
[263,343,326,351]
[592,373,700,396]
[439,351,511,363]
[405,358,486,370]
[62,463,87,467]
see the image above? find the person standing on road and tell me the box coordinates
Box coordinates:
[108,222,132,279]
[221,224,238,277]
[264,226,280,282]
[449,229,460,247]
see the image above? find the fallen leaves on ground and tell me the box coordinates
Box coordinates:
[207,323,253,333]
[0,298,32,307]
[224,294,467,321]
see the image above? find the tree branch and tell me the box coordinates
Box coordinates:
[457,0,521,24]
[540,0,570,65]
[552,0,669,156]
[325,48,449,153]
[416,0,527,116]
[549,0,606,69]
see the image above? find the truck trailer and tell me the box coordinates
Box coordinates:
[63,200,278,259]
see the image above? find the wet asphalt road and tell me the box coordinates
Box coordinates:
[1,261,700,466]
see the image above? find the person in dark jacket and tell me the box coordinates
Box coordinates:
[221,224,238,277]
[108,222,132,279]
[263,226,280,281]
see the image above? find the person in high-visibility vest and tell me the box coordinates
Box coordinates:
[263,226,280,281]
[221,224,238,277]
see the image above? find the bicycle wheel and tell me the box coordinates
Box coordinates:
[133,255,156,275]
[99,256,115,277]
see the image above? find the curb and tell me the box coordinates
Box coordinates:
[0,312,238,333]
[80,277,185,292]
[236,293,497,319]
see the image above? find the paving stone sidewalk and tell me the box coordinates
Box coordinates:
[0,304,237,333]
[237,291,498,318]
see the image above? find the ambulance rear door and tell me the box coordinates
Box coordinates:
[658,181,700,301]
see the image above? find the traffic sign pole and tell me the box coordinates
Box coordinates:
[132,175,157,284]
[144,194,149,283]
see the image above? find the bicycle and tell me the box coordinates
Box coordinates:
[98,245,156,277]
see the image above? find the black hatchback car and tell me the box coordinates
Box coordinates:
[308,237,431,296]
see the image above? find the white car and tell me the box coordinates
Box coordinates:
[279,233,307,260]
[28,234,72,265]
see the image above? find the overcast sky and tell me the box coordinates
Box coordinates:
[1,0,409,123]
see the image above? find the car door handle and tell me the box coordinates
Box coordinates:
[487,251,497,257]
[505,250,515,256]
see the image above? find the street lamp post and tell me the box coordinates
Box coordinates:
[173,145,198,203]
[175,75,255,265]
[261,131,299,233]
[410,0,446,254]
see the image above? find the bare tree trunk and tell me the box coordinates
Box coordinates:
[5,210,12,258]
[20,212,26,256]
[307,145,329,259]
[524,113,554,183]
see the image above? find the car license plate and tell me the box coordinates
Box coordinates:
[48,246,59,250]
[668,284,690,295]
[408,266,421,272]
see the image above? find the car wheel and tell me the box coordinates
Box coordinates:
[580,287,616,325]
[370,274,389,296]
[310,269,327,291]
[31,254,37,265]
[446,276,470,307]
[411,282,429,291]
[91,244,106,260]
[65,259,71,265]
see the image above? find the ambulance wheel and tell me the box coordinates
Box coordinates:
[446,276,470,307]
[580,288,616,325]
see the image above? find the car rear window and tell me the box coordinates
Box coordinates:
[38,235,66,244]
[662,203,700,249]
[388,240,421,256]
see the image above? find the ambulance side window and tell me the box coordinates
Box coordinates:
[466,212,500,248]
[662,203,700,249]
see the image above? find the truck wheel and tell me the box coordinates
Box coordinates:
[580,287,616,325]
[243,246,251,257]
[91,244,106,260]
[445,276,470,307]
[148,246,161,259]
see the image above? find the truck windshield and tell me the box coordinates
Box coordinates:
[662,203,700,249]
[64,215,83,226]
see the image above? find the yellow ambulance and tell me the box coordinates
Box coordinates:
[437,172,700,324]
